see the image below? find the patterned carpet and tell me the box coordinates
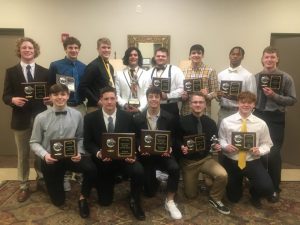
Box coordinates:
[0,180,300,225]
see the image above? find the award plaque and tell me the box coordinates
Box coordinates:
[184,79,202,93]
[21,82,47,99]
[152,77,171,93]
[220,80,242,100]
[231,132,256,151]
[140,130,171,154]
[101,133,135,159]
[50,138,78,159]
[259,74,282,91]
[128,98,140,108]
[56,74,75,92]
[183,134,206,152]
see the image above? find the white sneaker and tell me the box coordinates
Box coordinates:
[165,199,182,219]
[64,178,71,192]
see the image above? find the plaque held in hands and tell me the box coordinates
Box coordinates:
[21,82,48,99]
[259,74,282,91]
[231,132,256,151]
[56,74,75,92]
[152,77,171,93]
[50,138,78,159]
[184,79,202,93]
[183,134,206,152]
[101,133,135,159]
[220,80,242,100]
[140,130,171,154]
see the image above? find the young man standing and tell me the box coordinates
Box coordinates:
[79,37,114,113]
[181,44,218,117]
[2,37,49,202]
[30,84,97,218]
[146,47,184,118]
[83,86,145,221]
[115,47,148,113]
[217,46,256,126]
[134,86,182,220]
[179,92,229,214]
[219,91,274,208]
[254,46,297,202]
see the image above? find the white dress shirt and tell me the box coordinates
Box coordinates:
[218,112,273,161]
[146,64,184,103]
[20,61,35,82]
[115,67,148,111]
[102,108,117,131]
[218,65,256,108]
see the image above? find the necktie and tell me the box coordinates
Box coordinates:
[107,116,114,133]
[104,61,115,87]
[238,118,247,169]
[26,65,34,82]
[55,111,67,116]
[197,118,203,134]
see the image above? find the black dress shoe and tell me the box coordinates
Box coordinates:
[250,198,262,209]
[267,192,279,203]
[78,199,90,218]
[129,198,145,221]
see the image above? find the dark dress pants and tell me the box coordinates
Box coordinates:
[42,156,97,206]
[223,156,274,202]
[139,155,180,197]
[254,110,285,192]
[94,158,144,206]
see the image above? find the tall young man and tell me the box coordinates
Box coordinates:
[2,37,49,202]
[30,84,97,218]
[219,91,275,208]
[134,86,182,220]
[115,47,148,113]
[254,46,297,202]
[181,44,218,117]
[179,92,229,214]
[83,86,145,221]
[79,37,114,113]
[217,46,256,126]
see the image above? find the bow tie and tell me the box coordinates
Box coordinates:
[156,66,166,71]
[55,111,67,116]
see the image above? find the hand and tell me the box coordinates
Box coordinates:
[250,147,260,156]
[216,91,224,98]
[200,88,209,96]
[11,97,28,107]
[181,145,188,155]
[181,91,189,101]
[97,150,112,162]
[44,153,58,164]
[161,92,168,100]
[212,143,222,152]
[125,157,136,163]
[224,144,238,153]
[43,96,52,105]
[161,147,172,157]
[71,153,82,163]
[262,87,275,97]
[127,105,140,113]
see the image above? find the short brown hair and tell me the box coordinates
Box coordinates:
[237,91,256,103]
[100,86,116,98]
[262,46,280,66]
[97,37,111,48]
[189,92,206,102]
[16,37,40,58]
[49,84,69,95]
[155,47,169,56]
[63,36,81,49]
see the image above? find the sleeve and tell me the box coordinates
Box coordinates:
[257,122,273,156]
[207,69,218,100]
[167,66,184,99]
[48,62,57,86]
[75,114,85,154]
[115,72,127,107]
[29,114,48,159]
[272,74,297,106]
[218,120,230,150]
[246,73,257,96]
[2,69,14,107]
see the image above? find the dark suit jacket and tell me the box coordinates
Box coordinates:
[133,109,179,156]
[84,109,136,157]
[78,57,114,107]
[179,114,218,160]
[2,63,49,130]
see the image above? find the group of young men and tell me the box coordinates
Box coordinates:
[2,36,296,221]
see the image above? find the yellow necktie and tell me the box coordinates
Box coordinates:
[102,58,115,87]
[238,118,247,169]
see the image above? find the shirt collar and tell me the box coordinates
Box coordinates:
[20,61,35,69]
[102,108,117,120]
[228,65,242,73]
[146,110,160,119]
[236,111,255,122]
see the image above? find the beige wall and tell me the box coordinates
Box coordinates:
[1,0,300,120]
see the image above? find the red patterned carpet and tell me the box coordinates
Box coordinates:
[0,180,300,225]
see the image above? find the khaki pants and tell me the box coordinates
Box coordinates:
[180,155,228,201]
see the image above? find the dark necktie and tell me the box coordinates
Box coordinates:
[107,116,114,133]
[197,118,203,134]
[26,65,34,82]
[55,111,67,116]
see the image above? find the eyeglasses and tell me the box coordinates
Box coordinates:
[191,101,205,104]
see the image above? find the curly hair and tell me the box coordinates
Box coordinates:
[15,37,40,58]
[122,47,143,67]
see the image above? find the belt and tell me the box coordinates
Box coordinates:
[68,102,82,107]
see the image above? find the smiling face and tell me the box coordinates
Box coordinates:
[128,50,139,68]
[154,50,168,67]
[189,50,203,65]
[50,91,69,109]
[65,44,80,60]
[100,91,117,114]
[98,43,111,60]
[262,52,279,71]
[147,93,161,110]
[20,41,35,63]
[238,99,255,118]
